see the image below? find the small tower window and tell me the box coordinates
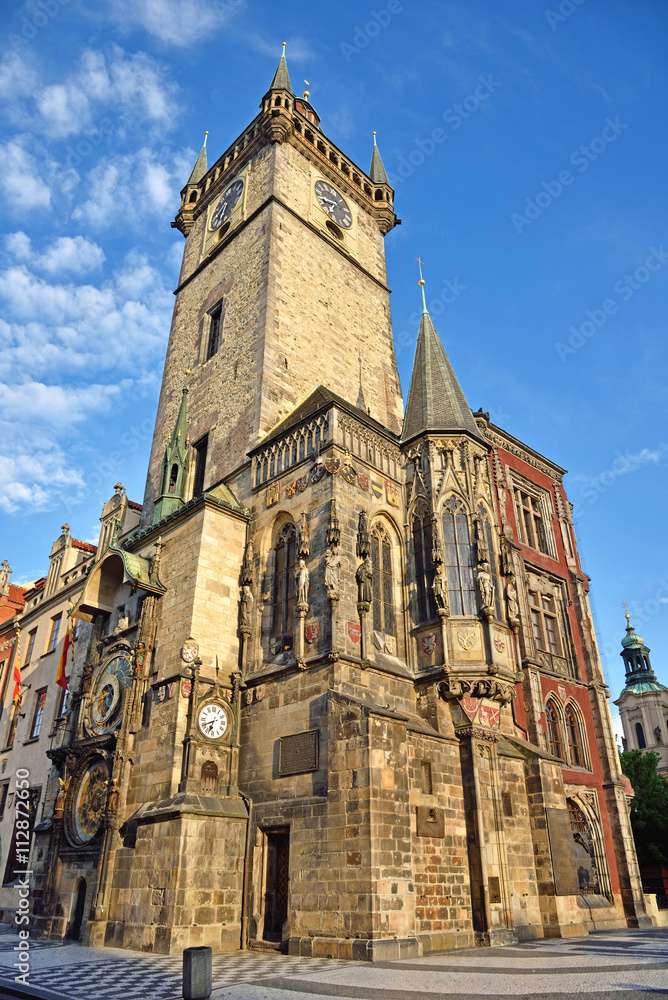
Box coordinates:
[188,190,198,203]
[370,523,395,637]
[168,463,179,494]
[325,221,343,241]
[635,722,646,749]
[192,434,208,496]
[272,523,296,637]
[206,304,223,360]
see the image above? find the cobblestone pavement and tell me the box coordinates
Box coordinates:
[0,925,666,1000]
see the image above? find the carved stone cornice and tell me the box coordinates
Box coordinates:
[438,674,515,705]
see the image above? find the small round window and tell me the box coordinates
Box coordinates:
[326,220,343,241]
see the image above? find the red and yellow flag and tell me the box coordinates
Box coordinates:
[56,625,70,690]
[12,628,21,704]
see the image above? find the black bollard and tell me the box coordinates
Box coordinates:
[183,946,212,999]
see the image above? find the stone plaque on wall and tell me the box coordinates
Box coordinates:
[416,806,445,838]
[278,730,319,776]
[546,807,579,895]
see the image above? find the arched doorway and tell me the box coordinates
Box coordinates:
[69,879,87,941]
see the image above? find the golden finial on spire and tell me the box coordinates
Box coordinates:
[373,131,377,145]
[282,41,286,53]
[415,257,427,311]
[303,79,310,99]
[622,600,631,622]
[203,131,209,146]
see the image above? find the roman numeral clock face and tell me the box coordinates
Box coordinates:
[314,180,352,229]
[198,701,229,740]
[210,180,243,230]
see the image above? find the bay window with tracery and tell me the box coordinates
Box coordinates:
[411,502,436,623]
[370,523,395,637]
[442,497,476,616]
[272,523,296,637]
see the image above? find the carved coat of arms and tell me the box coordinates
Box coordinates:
[305,620,319,644]
[348,622,361,643]
[266,481,280,507]
[286,481,297,498]
[341,464,357,485]
[421,633,436,655]
[358,474,369,491]
[371,481,383,500]
[181,642,199,663]
[311,463,325,484]
[325,458,341,474]
[296,474,308,492]
[493,636,505,652]
[457,630,476,650]
[181,679,192,698]
[385,481,400,507]
[478,703,500,728]
[461,697,480,719]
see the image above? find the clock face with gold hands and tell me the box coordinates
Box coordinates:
[88,652,132,735]
[314,180,352,229]
[198,701,229,741]
[211,180,243,230]
[73,760,108,844]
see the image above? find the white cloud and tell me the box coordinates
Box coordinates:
[0,136,51,210]
[36,82,92,139]
[4,233,105,275]
[72,147,193,229]
[0,51,39,101]
[108,0,241,47]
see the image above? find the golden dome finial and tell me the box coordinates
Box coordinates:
[303,79,310,99]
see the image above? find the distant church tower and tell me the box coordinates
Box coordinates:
[615,614,668,771]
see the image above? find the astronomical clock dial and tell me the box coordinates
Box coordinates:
[210,179,244,230]
[72,760,108,844]
[314,180,352,229]
[198,701,229,741]
[88,651,132,736]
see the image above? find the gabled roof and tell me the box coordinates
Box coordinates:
[402,300,485,445]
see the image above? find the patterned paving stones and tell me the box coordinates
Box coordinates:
[0,927,666,1000]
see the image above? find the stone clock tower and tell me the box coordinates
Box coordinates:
[142,48,403,526]
[32,48,650,957]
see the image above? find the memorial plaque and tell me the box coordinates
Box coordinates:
[416,806,445,838]
[279,730,319,776]
[546,807,579,895]
[488,876,502,904]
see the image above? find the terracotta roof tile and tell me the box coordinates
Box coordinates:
[128,500,143,511]
[72,539,97,553]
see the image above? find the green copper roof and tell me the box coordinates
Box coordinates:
[187,136,208,185]
[369,134,389,185]
[620,678,666,696]
[402,287,486,445]
[621,619,645,649]
[269,44,292,92]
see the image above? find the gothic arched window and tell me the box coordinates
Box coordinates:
[635,721,646,749]
[565,703,585,767]
[370,523,395,637]
[272,523,296,637]
[442,497,476,616]
[201,761,218,793]
[545,699,563,759]
[411,503,435,623]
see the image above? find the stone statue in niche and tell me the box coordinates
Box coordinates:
[654,726,663,745]
[240,584,254,629]
[325,545,341,594]
[356,554,373,605]
[506,577,519,625]
[295,558,310,606]
[476,561,494,610]
[432,567,449,615]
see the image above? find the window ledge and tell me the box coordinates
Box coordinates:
[0,745,13,753]
[41,650,56,658]
[23,736,40,745]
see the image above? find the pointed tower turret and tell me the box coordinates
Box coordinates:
[402,273,485,445]
[174,132,209,236]
[153,375,191,524]
[269,41,292,92]
[369,132,389,185]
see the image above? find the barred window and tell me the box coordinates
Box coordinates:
[412,503,435,623]
[272,523,296,637]
[565,704,584,767]
[545,700,562,758]
[442,497,476,616]
[371,525,395,636]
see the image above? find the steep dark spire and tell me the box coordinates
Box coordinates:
[153,375,191,524]
[187,132,208,185]
[369,132,389,185]
[402,275,485,445]
[269,42,292,92]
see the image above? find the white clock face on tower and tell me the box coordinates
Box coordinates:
[198,701,229,740]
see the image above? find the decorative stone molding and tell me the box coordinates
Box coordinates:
[438,675,515,705]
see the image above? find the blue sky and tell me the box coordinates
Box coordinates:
[0,0,666,727]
